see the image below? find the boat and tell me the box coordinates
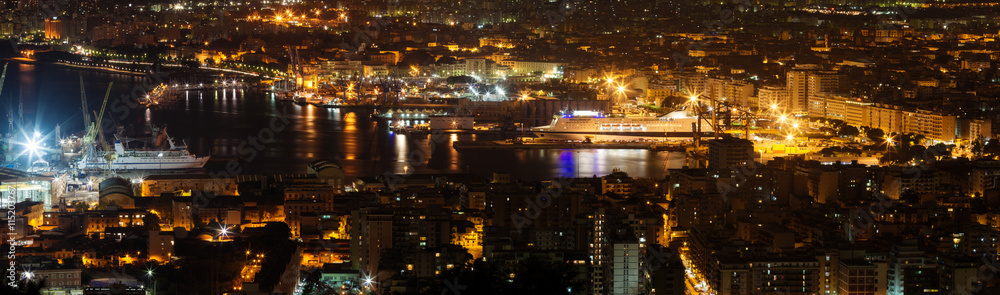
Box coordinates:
[530,110,715,141]
[77,129,210,170]
[139,84,177,108]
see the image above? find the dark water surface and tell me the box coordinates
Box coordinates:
[1,61,684,180]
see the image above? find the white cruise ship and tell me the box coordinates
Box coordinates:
[78,133,210,170]
[530,110,714,141]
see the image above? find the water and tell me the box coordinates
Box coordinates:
[1,61,686,180]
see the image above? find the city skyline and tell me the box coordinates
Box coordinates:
[2,0,1000,295]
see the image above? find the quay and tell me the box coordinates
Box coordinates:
[453,140,691,150]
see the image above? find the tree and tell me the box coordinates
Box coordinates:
[1,274,46,295]
[972,135,985,159]
[446,76,476,84]
[143,213,161,231]
[866,128,885,144]
[72,201,90,212]
[838,125,860,137]
[300,269,331,295]
[926,143,952,160]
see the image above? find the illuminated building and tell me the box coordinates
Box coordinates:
[33,268,83,290]
[44,18,64,40]
[148,230,174,262]
[0,175,55,210]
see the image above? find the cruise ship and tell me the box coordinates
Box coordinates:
[531,110,715,141]
[78,132,210,170]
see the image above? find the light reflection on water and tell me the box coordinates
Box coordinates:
[6,62,687,180]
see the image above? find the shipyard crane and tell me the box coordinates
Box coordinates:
[711,99,755,140]
[685,93,720,148]
[82,83,116,173]
[1,63,9,132]
[80,75,90,129]
[0,63,7,104]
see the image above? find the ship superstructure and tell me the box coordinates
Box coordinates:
[530,110,714,141]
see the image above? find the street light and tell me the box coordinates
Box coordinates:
[146,269,156,295]
[885,135,894,162]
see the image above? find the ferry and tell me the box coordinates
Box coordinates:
[77,131,210,170]
[530,110,714,141]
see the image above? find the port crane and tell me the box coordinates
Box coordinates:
[81,83,116,173]
[686,93,755,143]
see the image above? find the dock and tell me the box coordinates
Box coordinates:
[453,140,691,150]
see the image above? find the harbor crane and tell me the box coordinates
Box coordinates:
[82,83,116,174]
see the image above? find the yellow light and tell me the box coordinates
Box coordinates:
[771,104,777,110]
[786,135,794,141]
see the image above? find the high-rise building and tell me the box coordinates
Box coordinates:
[757,85,788,112]
[647,246,685,295]
[707,77,755,107]
[786,70,810,115]
[610,242,645,295]
[887,240,939,295]
[707,137,754,172]
[590,207,649,295]
[351,208,393,275]
[838,259,886,295]
[786,66,838,116]
[44,18,64,40]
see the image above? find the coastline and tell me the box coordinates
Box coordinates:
[3,57,149,76]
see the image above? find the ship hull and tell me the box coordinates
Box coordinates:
[533,131,713,141]
[79,156,210,170]
[529,110,713,141]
